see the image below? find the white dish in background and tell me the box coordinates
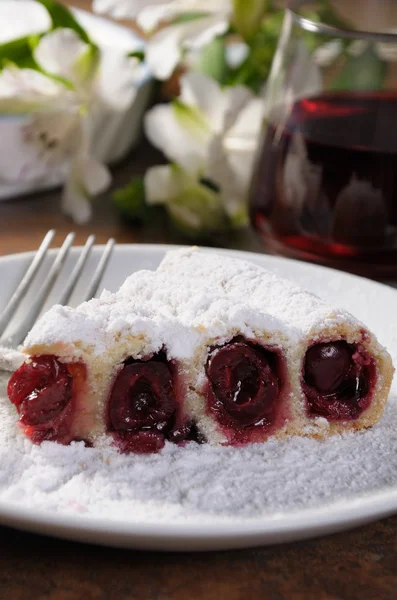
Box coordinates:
[0,1,153,201]
[0,245,396,551]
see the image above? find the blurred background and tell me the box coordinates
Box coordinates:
[2,0,397,280]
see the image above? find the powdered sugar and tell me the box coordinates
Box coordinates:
[23,248,357,360]
[0,346,24,372]
[1,370,397,524]
[157,248,357,337]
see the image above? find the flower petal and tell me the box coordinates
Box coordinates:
[78,156,111,195]
[144,22,183,80]
[137,2,177,32]
[226,42,250,68]
[0,116,48,182]
[62,172,92,224]
[0,109,84,183]
[94,0,167,22]
[144,164,181,204]
[145,15,228,80]
[144,104,207,171]
[61,156,111,223]
[224,98,264,196]
[205,133,251,222]
[0,67,69,113]
[34,29,95,87]
[0,1,50,43]
[23,110,84,167]
[221,84,253,131]
[183,14,229,50]
[179,72,226,133]
[205,135,239,205]
[168,171,226,232]
[94,51,143,111]
[138,0,230,31]
[94,0,231,25]
[226,97,264,139]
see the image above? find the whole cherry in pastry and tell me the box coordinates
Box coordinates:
[8,355,77,444]
[206,340,281,442]
[303,341,374,420]
[108,357,186,453]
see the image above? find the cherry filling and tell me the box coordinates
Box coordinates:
[303,341,375,420]
[206,340,281,442]
[7,355,76,444]
[107,356,187,454]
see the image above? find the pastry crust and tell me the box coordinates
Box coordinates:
[12,247,394,447]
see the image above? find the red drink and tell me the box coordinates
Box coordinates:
[249,91,397,277]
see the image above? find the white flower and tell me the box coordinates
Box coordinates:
[0,29,140,222]
[144,72,265,225]
[94,0,232,80]
[145,164,227,233]
[34,29,98,91]
[0,109,82,183]
[94,0,230,28]
[0,67,74,113]
[145,14,229,80]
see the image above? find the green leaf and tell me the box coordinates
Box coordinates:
[36,0,92,44]
[199,177,220,193]
[113,177,154,223]
[0,35,41,70]
[225,11,284,93]
[171,12,209,25]
[330,45,386,91]
[128,50,145,62]
[195,36,228,84]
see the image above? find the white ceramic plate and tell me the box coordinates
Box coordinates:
[0,244,397,551]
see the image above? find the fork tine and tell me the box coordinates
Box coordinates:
[82,238,115,302]
[0,229,55,337]
[1,232,76,348]
[56,234,95,307]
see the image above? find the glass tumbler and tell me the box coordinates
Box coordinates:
[249,0,397,278]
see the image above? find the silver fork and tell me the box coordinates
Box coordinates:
[0,230,115,349]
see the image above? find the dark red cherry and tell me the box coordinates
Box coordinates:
[109,361,177,432]
[8,355,72,427]
[303,342,374,421]
[207,342,279,428]
[304,342,353,394]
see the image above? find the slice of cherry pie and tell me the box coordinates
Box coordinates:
[6,248,394,453]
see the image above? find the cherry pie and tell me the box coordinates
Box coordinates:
[6,248,394,452]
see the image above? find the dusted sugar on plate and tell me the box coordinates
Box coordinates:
[5,247,394,453]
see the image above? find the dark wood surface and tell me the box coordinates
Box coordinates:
[1,3,397,598]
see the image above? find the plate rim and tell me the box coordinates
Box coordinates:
[2,241,396,293]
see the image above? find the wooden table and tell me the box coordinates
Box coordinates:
[1,3,397,599]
